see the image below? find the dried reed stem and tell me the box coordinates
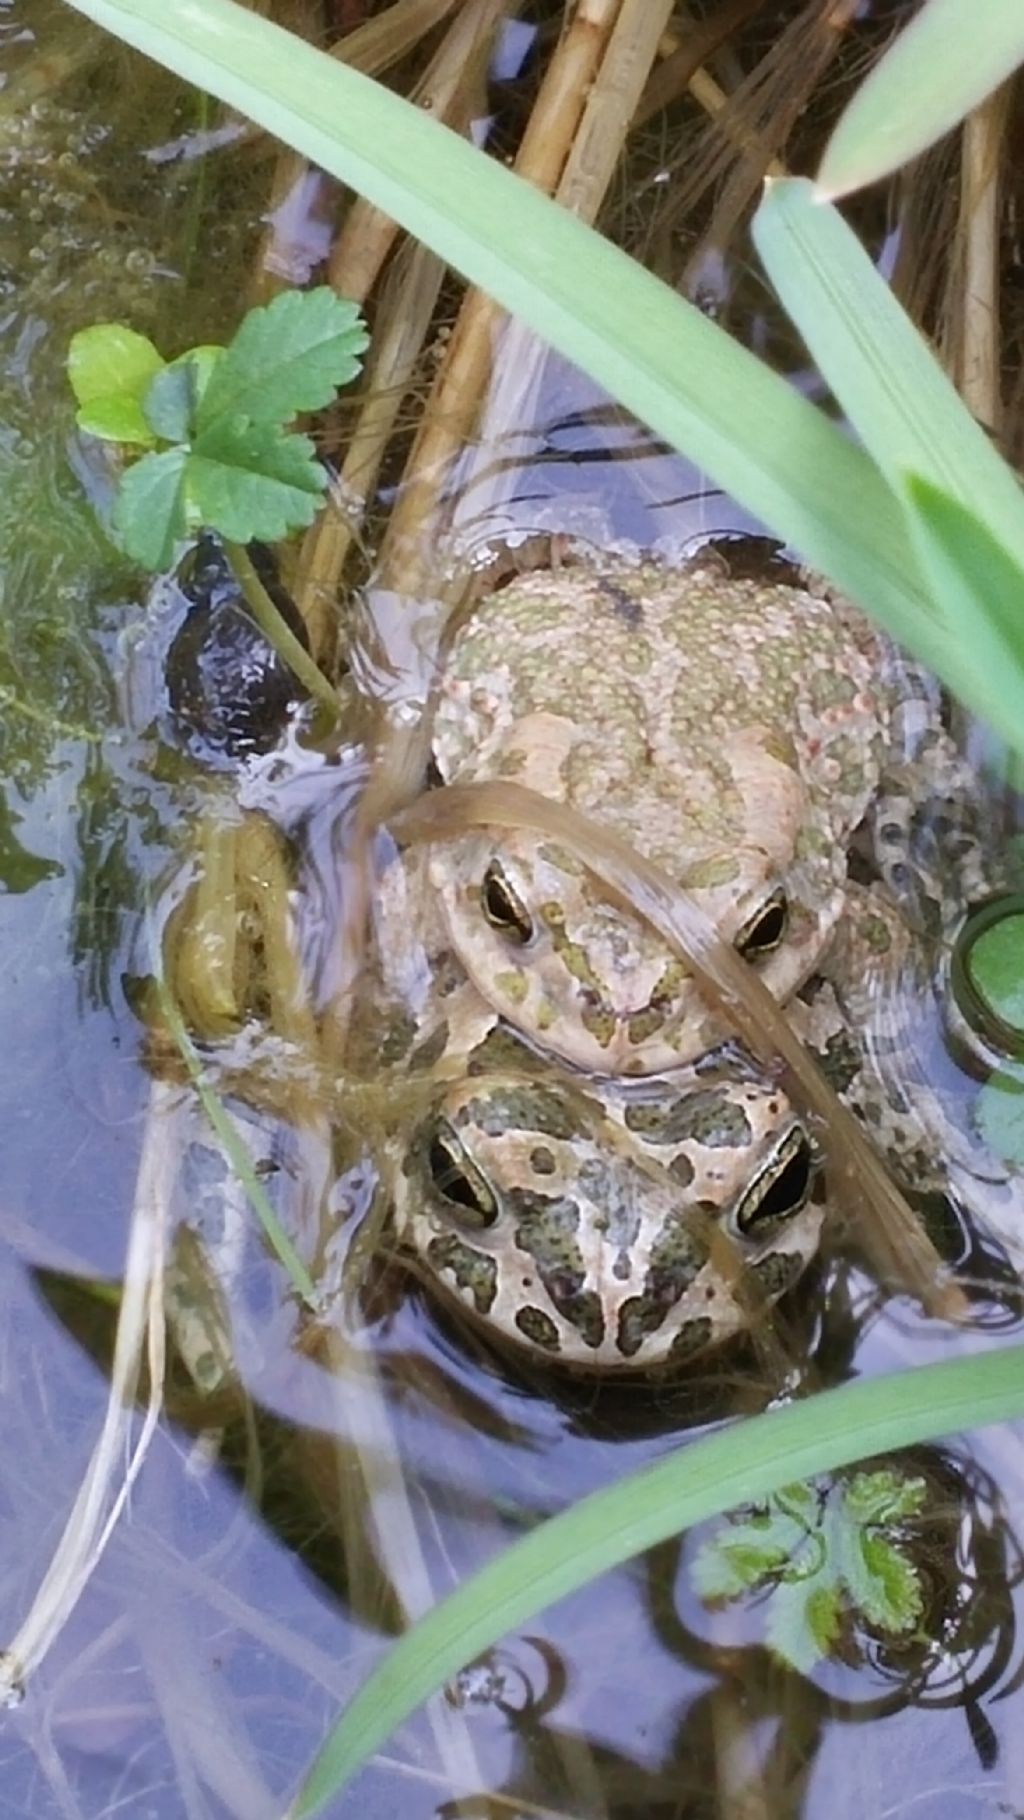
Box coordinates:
[328,0,511,305]
[375,0,667,596]
[956,84,1011,433]
[297,240,447,653]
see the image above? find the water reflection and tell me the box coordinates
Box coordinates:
[3,6,1024,1820]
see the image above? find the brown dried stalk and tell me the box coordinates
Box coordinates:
[327,0,513,305]
[291,0,516,650]
[296,238,447,654]
[373,0,663,596]
[955,84,1011,433]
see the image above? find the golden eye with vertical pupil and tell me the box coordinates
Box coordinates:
[735,887,789,961]
[426,1121,499,1227]
[481,860,534,943]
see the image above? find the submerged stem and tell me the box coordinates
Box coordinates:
[223,538,340,722]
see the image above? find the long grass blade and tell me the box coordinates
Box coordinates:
[903,476,1024,705]
[286,1346,1024,1814]
[752,176,1024,750]
[819,0,1024,199]
[61,0,940,658]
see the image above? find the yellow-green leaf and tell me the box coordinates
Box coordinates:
[68,322,165,446]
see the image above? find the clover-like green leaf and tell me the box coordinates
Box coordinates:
[691,1492,820,1606]
[68,294,366,574]
[143,362,197,443]
[144,348,225,442]
[185,418,325,543]
[843,1470,926,1528]
[690,1531,790,1602]
[693,1468,927,1676]
[111,445,189,569]
[767,1578,841,1675]
[68,322,166,446]
[196,286,368,431]
[75,393,156,445]
[854,1532,923,1634]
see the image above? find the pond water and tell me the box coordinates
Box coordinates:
[2,5,1024,1818]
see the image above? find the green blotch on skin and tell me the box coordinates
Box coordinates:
[858,914,893,954]
[627,1004,667,1044]
[508,1189,605,1348]
[668,1151,695,1187]
[816,1027,863,1095]
[762,731,798,770]
[495,968,528,1005]
[515,1305,561,1352]
[682,853,741,889]
[617,1212,709,1358]
[752,1250,805,1298]
[542,917,605,994]
[627,1088,752,1149]
[667,1315,714,1364]
[581,1004,617,1047]
[645,1214,707,1303]
[426,1236,498,1314]
[469,1086,577,1141]
[617,1294,666,1357]
[409,1022,450,1071]
[655,957,690,994]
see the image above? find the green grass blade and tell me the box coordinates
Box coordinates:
[62,0,938,654]
[819,0,1024,199]
[753,178,1024,553]
[287,1347,1024,1815]
[903,474,1024,718]
[752,176,1024,748]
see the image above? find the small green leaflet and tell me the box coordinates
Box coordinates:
[771,1581,842,1674]
[68,288,368,571]
[142,348,222,442]
[143,363,195,443]
[68,323,165,446]
[691,1470,925,1675]
[188,421,325,543]
[112,446,189,571]
[196,286,369,428]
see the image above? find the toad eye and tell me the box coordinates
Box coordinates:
[426,1121,498,1228]
[735,887,788,961]
[481,861,533,943]
[735,1124,814,1233]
